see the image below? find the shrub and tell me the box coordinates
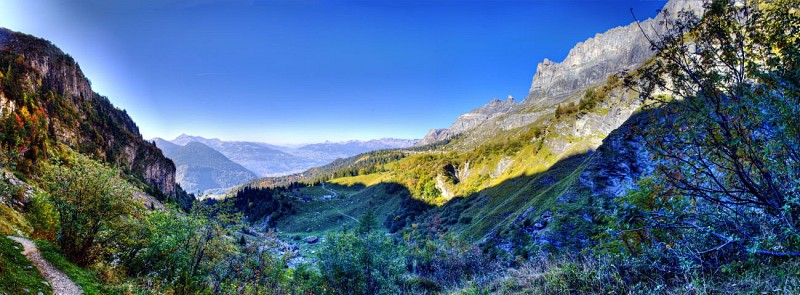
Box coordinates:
[406,234,491,289]
[25,191,58,241]
[317,230,406,294]
[38,153,137,266]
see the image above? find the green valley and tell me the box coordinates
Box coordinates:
[1,0,799,294]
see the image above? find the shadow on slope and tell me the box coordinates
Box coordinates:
[273,182,432,235]
[406,152,595,256]
[232,109,657,260]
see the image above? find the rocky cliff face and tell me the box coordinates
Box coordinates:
[416,96,517,146]
[524,0,705,106]
[415,129,449,147]
[418,0,704,147]
[575,111,655,200]
[0,28,180,200]
[449,96,517,135]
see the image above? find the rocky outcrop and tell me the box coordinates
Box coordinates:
[415,129,449,147]
[0,28,182,202]
[0,169,36,209]
[416,96,517,146]
[575,111,655,200]
[524,0,705,107]
[418,0,705,148]
[450,96,517,135]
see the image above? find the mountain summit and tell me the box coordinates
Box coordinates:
[525,0,705,107]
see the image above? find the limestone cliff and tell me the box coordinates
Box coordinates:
[418,0,705,147]
[524,0,705,106]
[0,28,185,204]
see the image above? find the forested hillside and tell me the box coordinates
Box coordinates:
[227,0,800,293]
[0,28,191,207]
[0,0,797,294]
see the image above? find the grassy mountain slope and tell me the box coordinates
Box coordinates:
[233,54,643,252]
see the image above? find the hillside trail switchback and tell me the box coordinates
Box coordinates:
[321,183,359,222]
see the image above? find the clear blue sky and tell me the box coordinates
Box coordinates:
[0,0,667,144]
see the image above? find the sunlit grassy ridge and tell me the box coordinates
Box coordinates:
[301,75,638,243]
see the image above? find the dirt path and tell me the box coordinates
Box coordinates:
[321,182,338,197]
[321,183,359,222]
[8,236,83,295]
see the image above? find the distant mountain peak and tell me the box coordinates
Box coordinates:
[155,134,415,179]
[154,139,257,195]
[171,134,223,146]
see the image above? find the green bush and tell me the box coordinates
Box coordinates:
[317,229,406,294]
[25,192,59,241]
[38,153,137,267]
[406,234,490,288]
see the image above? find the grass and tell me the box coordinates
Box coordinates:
[329,173,388,187]
[275,183,405,234]
[34,240,120,295]
[459,153,591,242]
[0,203,32,236]
[471,256,800,294]
[0,236,51,294]
[273,182,410,259]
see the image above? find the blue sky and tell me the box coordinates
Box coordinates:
[0,0,667,144]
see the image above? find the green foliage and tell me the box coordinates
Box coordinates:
[317,229,406,294]
[481,255,800,294]
[554,102,578,119]
[211,240,290,294]
[25,191,59,241]
[0,237,50,294]
[554,85,611,120]
[286,264,324,294]
[384,192,431,233]
[35,240,120,295]
[388,153,457,204]
[625,0,800,273]
[227,185,295,226]
[38,153,137,266]
[0,201,32,236]
[404,234,490,288]
[120,203,245,294]
[356,207,378,234]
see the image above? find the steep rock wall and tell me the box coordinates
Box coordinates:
[524,0,705,106]
[0,28,180,199]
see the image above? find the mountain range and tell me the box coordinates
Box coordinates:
[2,0,797,293]
[152,139,257,195]
[234,0,710,262]
[154,134,416,195]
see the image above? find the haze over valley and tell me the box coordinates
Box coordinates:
[0,0,798,294]
[154,134,416,195]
